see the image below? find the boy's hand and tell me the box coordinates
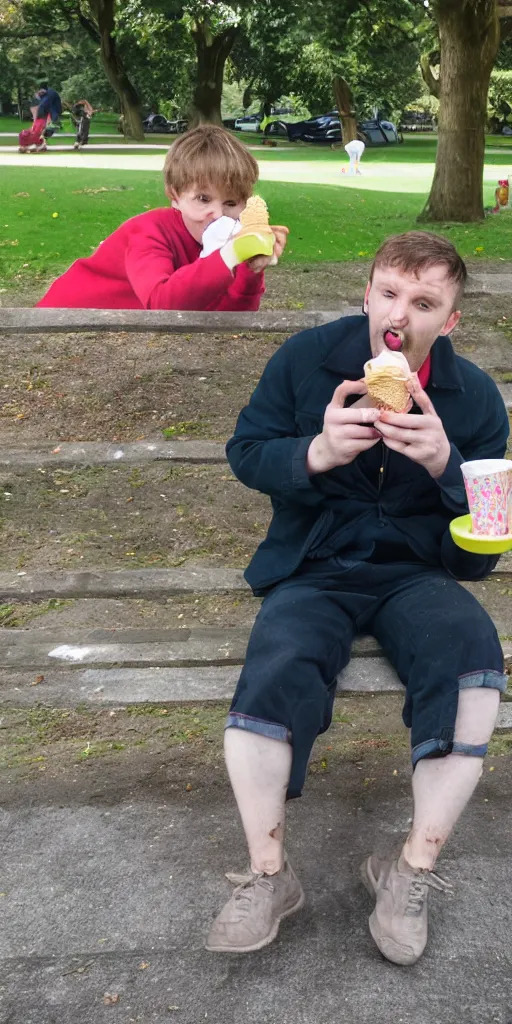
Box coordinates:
[246,225,289,273]
[306,379,381,475]
[376,375,451,479]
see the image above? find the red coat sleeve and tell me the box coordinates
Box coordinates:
[124,224,263,311]
[213,261,265,311]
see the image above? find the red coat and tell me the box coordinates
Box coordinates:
[36,207,265,311]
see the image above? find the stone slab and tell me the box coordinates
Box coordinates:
[1,559,510,602]
[0,567,248,600]
[0,307,352,336]
[0,439,226,468]
[1,660,511,718]
[466,272,512,295]
[0,629,383,668]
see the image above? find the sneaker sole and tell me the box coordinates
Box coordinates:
[205,886,305,953]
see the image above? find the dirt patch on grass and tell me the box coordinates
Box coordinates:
[1,280,510,448]
[0,463,270,571]
[1,695,510,800]
[0,593,259,631]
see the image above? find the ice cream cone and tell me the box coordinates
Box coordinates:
[232,196,275,260]
[364,350,411,413]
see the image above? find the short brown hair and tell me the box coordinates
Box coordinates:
[370,231,467,305]
[163,125,259,201]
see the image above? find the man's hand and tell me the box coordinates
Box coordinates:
[307,379,381,475]
[246,225,289,273]
[376,375,451,479]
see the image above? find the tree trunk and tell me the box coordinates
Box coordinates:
[84,0,144,140]
[333,75,357,145]
[190,22,239,126]
[419,1,500,223]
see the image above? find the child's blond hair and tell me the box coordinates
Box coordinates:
[164,125,259,202]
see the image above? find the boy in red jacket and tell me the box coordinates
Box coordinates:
[37,126,288,311]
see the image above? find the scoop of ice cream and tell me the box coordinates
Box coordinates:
[364,349,411,412]
[364,350,410,376]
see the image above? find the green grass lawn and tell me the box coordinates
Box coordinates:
[1,136,512,294]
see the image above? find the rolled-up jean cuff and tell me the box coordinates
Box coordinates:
[412,737,490,766]
[225,712,291,743]
[452,741,489,757]
[458,669,507,692]
[412,737,452,766]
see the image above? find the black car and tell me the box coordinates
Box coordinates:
[142,114,188,134]
[264,112,400,145]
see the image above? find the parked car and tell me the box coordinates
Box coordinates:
[143,113,173,133]
[264,112,401,145]
[234,114,261,132]
[142,113,188,134]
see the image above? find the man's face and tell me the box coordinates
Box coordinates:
[364,264,461,371]
[169,184,245,243]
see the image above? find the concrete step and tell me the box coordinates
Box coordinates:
[1,421,511,470]
[1,661,510,725]
[0,626,383,668]
[0,439,226,469]
[0,618,509,710]
[1,562,511,602]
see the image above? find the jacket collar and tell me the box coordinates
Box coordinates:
[322,315,465,391]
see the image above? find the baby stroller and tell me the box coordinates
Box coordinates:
[69,103,91,150]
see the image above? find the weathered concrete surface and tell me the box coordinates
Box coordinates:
[0,567,248,601]
[1,662,511,721]
[1,559,511,602]
[0,629,383,669]
[0,307,353,336]
[1,756,511,1023]
[0,439,226,468]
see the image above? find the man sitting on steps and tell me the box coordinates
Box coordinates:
[205,231,509,964]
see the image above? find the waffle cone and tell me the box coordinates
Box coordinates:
[239,196,273,237]
[364,367,410,413]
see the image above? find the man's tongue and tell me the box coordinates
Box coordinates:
[384,329,403,351]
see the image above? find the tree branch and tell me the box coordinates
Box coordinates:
[420,51,440,98]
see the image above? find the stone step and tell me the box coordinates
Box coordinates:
[1,662,510,727]
[1,562,511,602]
[1,415,511,471]
[0,308,355,337]
[0,626,383,668]
[0,439,226,469]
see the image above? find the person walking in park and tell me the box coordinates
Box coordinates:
[19,82,63,153]
[36,126,288,310]
[206,231,509,964]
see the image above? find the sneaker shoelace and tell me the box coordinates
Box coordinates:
[231,873,275,915]
[406,870,453,916]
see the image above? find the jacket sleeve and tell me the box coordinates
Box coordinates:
[439,380,510,580]
[226,335,326,507]
[213,262,265,311]
[125,230,241,310]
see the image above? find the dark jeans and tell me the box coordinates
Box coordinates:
[227,558,506,799]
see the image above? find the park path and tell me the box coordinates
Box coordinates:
[0,144,510,192]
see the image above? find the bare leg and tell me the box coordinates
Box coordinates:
[403,688,500,871]
[223,727,292,875]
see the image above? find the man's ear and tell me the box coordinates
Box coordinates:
[441,309,461,336]
[363,281,371,314]
[166,187,179,205]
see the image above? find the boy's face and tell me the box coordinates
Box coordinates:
[169,184,245,243]
[364,264,461,371]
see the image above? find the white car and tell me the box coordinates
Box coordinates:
[234,115,261,132]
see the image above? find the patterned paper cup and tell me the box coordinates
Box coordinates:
[460,459,512,536]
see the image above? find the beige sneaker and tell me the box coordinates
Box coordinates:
[206,858,304,953]
[361,852,452,965]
